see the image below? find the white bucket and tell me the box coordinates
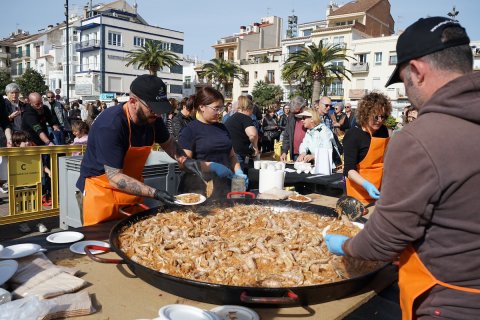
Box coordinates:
[259,164,285,193]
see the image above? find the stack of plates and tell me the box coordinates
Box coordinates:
[156,304,259,320]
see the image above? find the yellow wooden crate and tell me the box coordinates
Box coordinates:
[14,186,39,214]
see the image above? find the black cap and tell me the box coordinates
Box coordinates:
[386,16,470,87]
[130,75,172,114]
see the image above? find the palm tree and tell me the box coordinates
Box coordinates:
[283,42,351,101]
[125,40,180,75]
[201,58,246,96]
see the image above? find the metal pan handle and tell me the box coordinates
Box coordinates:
[119,203,150,216]
[85,245,125,264]
[227,192,256,199]
[240,290,299,305]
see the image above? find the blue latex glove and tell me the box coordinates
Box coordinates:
[209,162,234,179]
[234,169,249,189]
[325,234,349,256]
[362,180,380,199]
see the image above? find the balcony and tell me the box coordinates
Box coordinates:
[76,40,101,52]
[350,62,369,73]
[349,89,368,99]
[327,88,344,97]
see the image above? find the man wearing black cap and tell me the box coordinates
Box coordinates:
[326,17,480,318]
[77,75,203,226]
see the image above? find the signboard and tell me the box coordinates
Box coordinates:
[100,93,116,101]
[55,88,61,94]
[9,155,42,187]
[75,84,92,96]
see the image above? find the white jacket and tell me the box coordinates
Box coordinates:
[299,123,334,155]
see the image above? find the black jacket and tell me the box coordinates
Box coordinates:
[280,113,297,156]
[171,112,193,141]
[22,104,60,146]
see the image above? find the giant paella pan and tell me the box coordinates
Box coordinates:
[87,194,387,306]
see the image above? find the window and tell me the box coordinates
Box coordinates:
[184,76,191,89]
[332,61,344,67]
[218,49,224,60]
[170,65,183,74]
[333,36,345,48]
[170,84,183,94]
[374,52,382,65]
[302,29,312,37]
[328,80,343,96]
[288,45,304,54]
[266,70,275,84]
[17,47,22,58]
[133,36,145,47]
[389,54,397,65]
[170,43,183,54]
[320,38,329,46]
[357,53,368,64]
[25,44,30,57]
[254,71,258,79]
[108,32,122,46]
[372,77,381,90]
[241,72,249,86]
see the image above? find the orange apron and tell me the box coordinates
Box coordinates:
[399,246,480,320]
[346,132,389,204]
[83,103,153,226]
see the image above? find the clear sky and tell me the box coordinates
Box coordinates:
[1,0,478,61]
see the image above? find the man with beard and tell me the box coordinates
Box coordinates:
[77,75,203,226]
[326,17,480,319]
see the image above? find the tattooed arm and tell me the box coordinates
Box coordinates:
[104,164,156,198]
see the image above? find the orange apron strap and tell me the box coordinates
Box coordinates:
[346,133,390,204]
[399,246,480,320]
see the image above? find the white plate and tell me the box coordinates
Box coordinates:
[159,304,220,320]
[210,305,260,320]
[0,243,43,259]
[69,240,110,255]
[0,260,18,285]
[288,194,312,203]
[174,193,206,206]
[47,231,84,244]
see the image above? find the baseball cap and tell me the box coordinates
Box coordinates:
[130,75,172,114]
[385,16,470,87]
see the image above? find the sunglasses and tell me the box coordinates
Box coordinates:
[301,116,312,120]
[322,104,332,107]
[47,96,55,99]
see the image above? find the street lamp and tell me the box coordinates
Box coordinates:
[64,0,70,103]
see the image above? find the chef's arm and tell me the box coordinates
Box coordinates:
[347,169,367,187]
[105,165,155,198]
[159,136,189,167]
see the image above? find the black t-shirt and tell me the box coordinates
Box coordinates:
[76,103,170,191]
[178,119,232,166]
[342,125,389,176]
[22,104,59,146]
[224,112,255,157]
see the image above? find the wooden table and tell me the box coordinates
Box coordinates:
[7,195,395,320]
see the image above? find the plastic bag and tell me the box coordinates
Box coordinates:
[0,296,54,320]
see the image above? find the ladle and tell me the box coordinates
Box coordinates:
[335,195,375,222]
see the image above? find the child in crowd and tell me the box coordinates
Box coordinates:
[71,121,89,156]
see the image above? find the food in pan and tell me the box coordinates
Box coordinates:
[118,204,382,288]
[288,194,312,202]
[176,193,202,204]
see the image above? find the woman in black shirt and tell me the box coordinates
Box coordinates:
[224,96,259,172]
[178,87,246,198]
[343,92,391,204]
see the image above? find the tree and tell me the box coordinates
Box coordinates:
[251,80,284,108]
[283,42,351,101]
[0,71,12,95]
[15,68,48,97]
[125,40,180,75]
[201,58,245,96]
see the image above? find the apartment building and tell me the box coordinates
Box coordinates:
[74,1,184,101]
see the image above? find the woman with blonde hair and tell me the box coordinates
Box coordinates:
[295,108,338,164]
[343,92,392,204]
[224,95,259,172]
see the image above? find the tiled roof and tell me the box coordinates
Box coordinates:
[329,0,383,16]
